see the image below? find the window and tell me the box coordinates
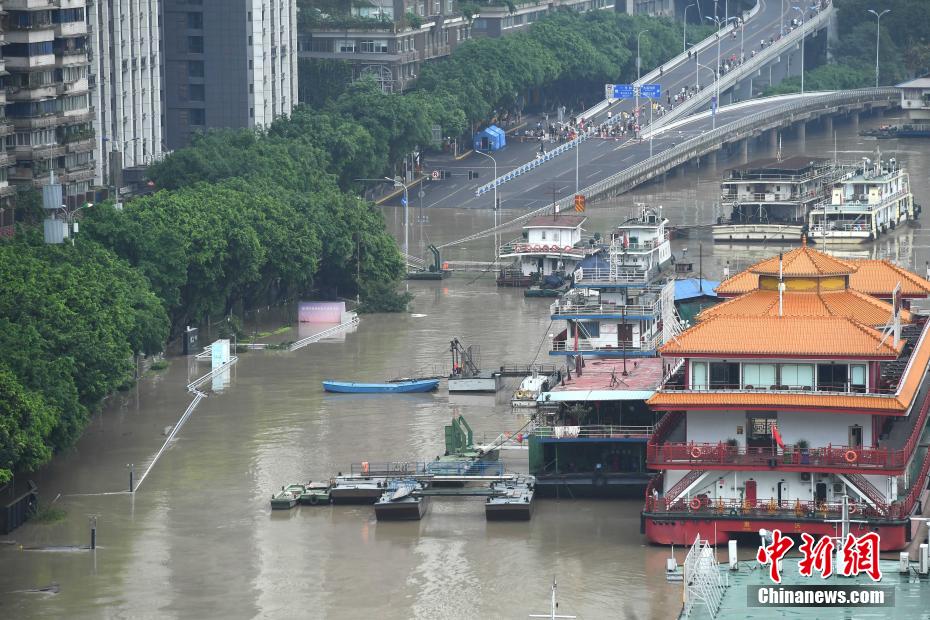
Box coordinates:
[742,363,776,389]
[335,39,356,53]
[691,361,708,389]
[358,39,388,53]
[850,364,867,393]
[189,84,205,101]
[817,364,848,392]
[188,60,204,77]
[4,41,55,57]
[709,362,740,389]
[189,109,205,125]
[780,364,814,389]
[188,36,204,53]
[187,12,203,28]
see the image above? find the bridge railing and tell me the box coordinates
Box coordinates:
[474,130,591,197]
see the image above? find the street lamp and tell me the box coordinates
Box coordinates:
[792,5,805,93]
[636,29,649,135]
[704,16,737,123]
[475,150,499,263]
[66,202,94,246]
[866,9,890,88]
[683,3,695,54]
[384,176,409,257]
[696,63,718,128]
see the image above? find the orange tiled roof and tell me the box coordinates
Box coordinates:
[750,245,856,277]
[697,289,911,325]
[717,259,930,299]
[845,259,930,298]
[650,321,930,414]
[659,316,904,358]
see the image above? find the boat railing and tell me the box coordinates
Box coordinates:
[816,189,911,211]
[573,268,651,284]
[647,495,892,519]
[499,241,587,257]
[347,460,508,477]
[550,300,659,317]
[534,424,655,439]
[551,337,654,352]
[658,382,894,396]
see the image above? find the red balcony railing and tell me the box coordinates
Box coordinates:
[645,495,891,519]
[647,442,908,472]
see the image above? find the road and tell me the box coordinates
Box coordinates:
[386,0,826,212]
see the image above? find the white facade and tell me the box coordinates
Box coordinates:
[526,224,583,247]
[88,0,163,185]
[685,409,874,451]
[247,0,298,128]
[898,77,930,122]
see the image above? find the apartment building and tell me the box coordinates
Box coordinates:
[1,18,17,235]
[162,0,298,149]
[3,0,95,206]
[88,0,163,188]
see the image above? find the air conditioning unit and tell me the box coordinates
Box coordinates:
[800,472,811,482]
[833,483,844,494]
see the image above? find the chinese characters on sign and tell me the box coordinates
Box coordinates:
[757,529,883,583]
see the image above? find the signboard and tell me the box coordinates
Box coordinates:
[211,339,230,370]
[640,83,662,99]
[299,301,347,323]
[612,84,635,99]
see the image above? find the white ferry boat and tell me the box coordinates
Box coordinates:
[497,214,590,287]
[712,156,845,243]
[808,156,917,244]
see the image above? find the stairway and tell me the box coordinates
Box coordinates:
[664,469,709,505]
[840,472,888,513]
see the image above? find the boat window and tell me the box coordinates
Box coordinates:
[779,364,814,390]
[747,412,777,448]
[691,361,708,389]
[817,364,848,392]
[709,362,740,389]
[850,364,867,393]
[742,363,775,389]
[577,320,600,338]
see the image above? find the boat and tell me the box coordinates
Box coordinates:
[328,476,388,504]
[642,242,930,550]
[373,482,429,521]
[298,481,332,506]
[808,155,917,244]
[485,477,535,520]
[524,273,571,298]
[322,379,439,393]
[712,156,848,243]
[497,214,592,288]
[511,371,552,409]
[860,123,930,139]
[448,338,501,392]
[270,484,306,510]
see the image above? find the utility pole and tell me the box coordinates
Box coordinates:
[636,29,649,137]
[683,3,695,54]
[475,150,498,262]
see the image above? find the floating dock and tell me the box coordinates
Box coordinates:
[373,474,536,521]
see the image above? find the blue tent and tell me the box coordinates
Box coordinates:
[474,125,507,151]
[674,278,720,302]
[578,254,609,272]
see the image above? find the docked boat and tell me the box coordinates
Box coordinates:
[485,477,535,521]
[808,155,917,244]
[551,205,677,359]
[712,156,847,243]
[497,214,591,288]
[524,273,571,298]
[448,338,501,392]
[328,476,387,504]
[270,484,306,510]
[298,481,332,506]
[373,483,429,521]
[510,371,551,409]
[322,379,439,393]
[860,123,930,139]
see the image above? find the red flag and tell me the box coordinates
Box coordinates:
[772,424,786,449]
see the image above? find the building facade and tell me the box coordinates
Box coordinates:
[88,0,163,189]
[162,0,298,150]
[1,17,17,234]
[3,0,95,206]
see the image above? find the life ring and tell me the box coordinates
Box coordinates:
[533,245,542,252]
[849,502,860,515]
[564,246,572,252]
[308,494,320,505]
[690,446,703,459]
[690,498,701,510]
[844,450,858,464]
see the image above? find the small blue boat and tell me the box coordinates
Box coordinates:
[322,379,439,394]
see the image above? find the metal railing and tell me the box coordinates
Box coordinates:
[289,314,359,352]
[815,189,912,211]
[648,495,891,519]
[572,268,652,284]
[648,442,909,472]
[551,336,656,352]
[499,242,586,256]
[535,425,654,439]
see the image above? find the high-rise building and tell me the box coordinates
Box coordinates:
[0,18,17,235]
[162,0,298,150]
[3,0,95,206]
[88,0,163,189]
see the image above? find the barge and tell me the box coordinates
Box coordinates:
[374,483,429,521]
[485,478,536,521]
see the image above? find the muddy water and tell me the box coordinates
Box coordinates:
[3,113,930,619]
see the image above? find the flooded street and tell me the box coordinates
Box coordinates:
[3,113,930,619]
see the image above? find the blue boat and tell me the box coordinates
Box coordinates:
[322,379,439,394]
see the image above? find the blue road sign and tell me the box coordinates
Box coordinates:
[612,84,634,99]
[640,83,662,99]
[401,197,408,206]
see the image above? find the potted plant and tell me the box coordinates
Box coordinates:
[796,439,810,464]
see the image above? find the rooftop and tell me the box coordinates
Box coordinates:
[659,316,904,359]
[717,258,930,298]
[524,214,586,229]
[749,243,856,278]
[543,357,666,401]
[898,76,930,88]
[726,155,830,175]
[697,289,911,325]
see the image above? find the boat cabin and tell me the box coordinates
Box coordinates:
[498,214,589,285]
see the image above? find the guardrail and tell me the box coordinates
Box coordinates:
[535,425,655,439]
[550,301,658,316]
[289,314,359,352]
[474,130,591,197]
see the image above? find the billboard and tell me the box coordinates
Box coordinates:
[298,301,346,323]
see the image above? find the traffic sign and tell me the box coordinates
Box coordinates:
[640,83,662,99]
[401,197,408,206]
[431,170,440,180]
[610,84,635,99]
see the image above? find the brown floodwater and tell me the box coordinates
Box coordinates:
[2,113,930,619]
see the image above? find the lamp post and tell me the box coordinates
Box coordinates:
[475,150,499,263]
[792,5,805,93]
[385,176,409,257]
[636,29,649,135]
[66,202,94,246]
[866,9,890,88]
[683,3,695,54]
[704,16,737,125]
[696,62,718,128]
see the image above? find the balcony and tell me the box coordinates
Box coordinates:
[550,300,658,319]
[499,241,586,258]
[573,268,652,286]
